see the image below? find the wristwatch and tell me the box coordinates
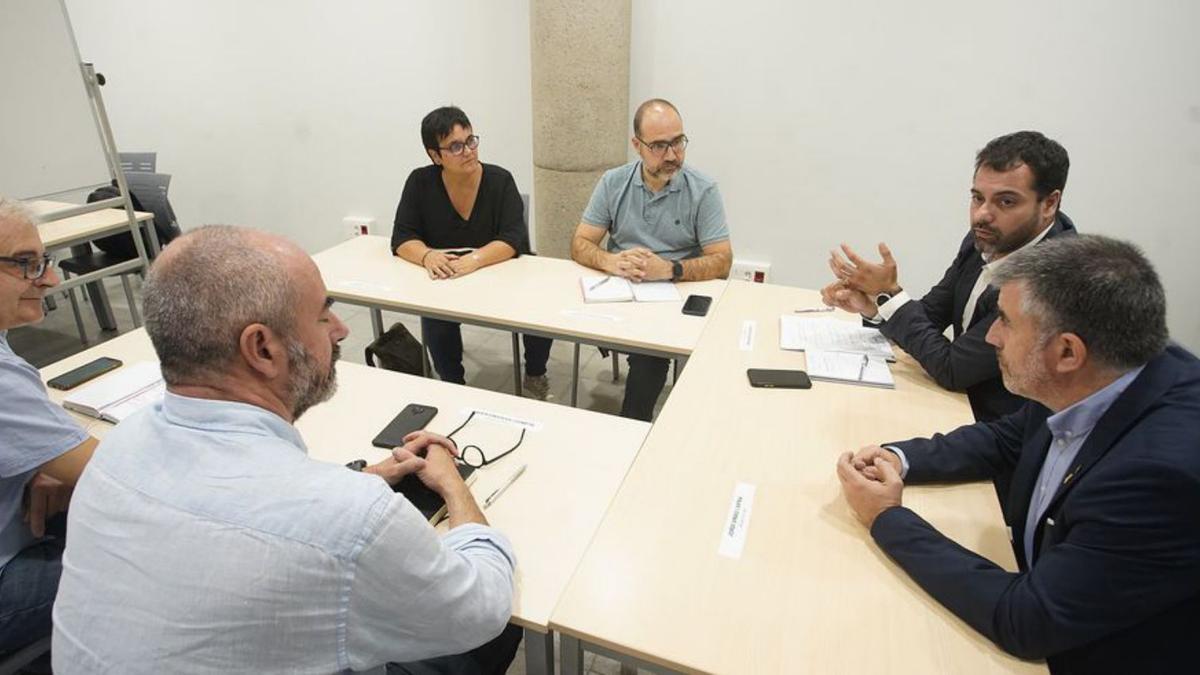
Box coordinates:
[875,287,902,308]
[671,260,684,281]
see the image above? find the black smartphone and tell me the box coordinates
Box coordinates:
[682,294,713,316]
[372,403,439,449]
[747,368,813,389]
[47,357,123,390]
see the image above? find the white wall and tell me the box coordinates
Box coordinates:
[65,1,1200,348]
[630,0,1200,349]
[66,0,533,253]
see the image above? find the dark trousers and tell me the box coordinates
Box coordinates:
[421,318,551,385]
[620,354,671,422]
[388,623,523,675]
[0,527,65,653]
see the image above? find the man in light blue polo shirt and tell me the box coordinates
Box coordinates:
[571,98,733,420]
[0,198,98,655]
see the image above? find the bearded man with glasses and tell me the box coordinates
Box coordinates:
[0,197,98,659]
[571,98,733,421]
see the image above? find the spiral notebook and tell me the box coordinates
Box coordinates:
[804,350,895,389]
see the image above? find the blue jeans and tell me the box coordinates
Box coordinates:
[421,318,551,385]
[0,536,65,652]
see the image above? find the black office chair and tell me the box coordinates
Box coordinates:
[0,636,51,675]
[60,172,181,343]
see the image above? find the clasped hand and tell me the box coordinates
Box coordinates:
[611,248,672,282]
[423,251,482,280]
[836,445,904,528]
[366,430,461,492]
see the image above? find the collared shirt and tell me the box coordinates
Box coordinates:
[1022,366,1144,564]
[875,221,1054,328]
[581,160,729,260]
[0,331,88,570]
[53,392,516,674]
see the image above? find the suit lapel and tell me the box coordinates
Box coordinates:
[1007,418,1053,567]
[1036,353,1178,522]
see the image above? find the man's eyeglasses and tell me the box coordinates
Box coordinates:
[446,410,526,468]
[0,253,53,280]
[438,135,481,156]
[637,134,688,157]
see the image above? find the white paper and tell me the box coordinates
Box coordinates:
[779,316,896,361]
[456,408,543,432]
[718,482,757,559]
[804,350,895,388]
[631,281,681,303]
[580,276,634,303]
[739,320,756,351]
[64,361,164,419]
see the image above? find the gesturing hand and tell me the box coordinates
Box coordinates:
[820,280,879,318]
[828,243,901,297]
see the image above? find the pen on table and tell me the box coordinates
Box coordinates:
[588,276,612,291]
[857,354,869,381]
[484,464,528,509]
[793,306,835,314]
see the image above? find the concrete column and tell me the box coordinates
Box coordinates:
[530,0,631,258]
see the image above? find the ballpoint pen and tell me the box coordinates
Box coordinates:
[857,354,869,381]
[589,276,612,291]
[484,464,528,508]
[793,307,835,313]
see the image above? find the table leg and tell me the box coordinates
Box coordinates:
[571,343,581,407]
[560,634,585,675]
[523,628,554,675]
[370,308,383,338]
[512,333,523,397]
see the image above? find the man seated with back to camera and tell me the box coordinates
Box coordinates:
[52,225,522,674]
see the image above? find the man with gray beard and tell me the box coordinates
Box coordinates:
[53,226,521,674]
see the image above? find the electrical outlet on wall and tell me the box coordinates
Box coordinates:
[343,216,375,238]
[730,259,770,283]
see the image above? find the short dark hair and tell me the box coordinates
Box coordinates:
[975,131,1070,201]
[420,106,471,153]
[992,235,1168,370]
[633,98,680,137]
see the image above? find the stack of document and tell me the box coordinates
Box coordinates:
[63,361,165,423]
[804,351,895,389]
[579,276,681,303]
[778,316,896,361]
[779,316,897,388]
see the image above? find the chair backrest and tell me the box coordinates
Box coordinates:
[126,172,181,245]
[119,151,157,173]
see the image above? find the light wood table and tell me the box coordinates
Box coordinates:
[312,235,727,402]
[29,199,157,331]
[40,329,651,675]
[549,281,1046,674]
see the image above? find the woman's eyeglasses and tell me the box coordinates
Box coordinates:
[438,135,481,157]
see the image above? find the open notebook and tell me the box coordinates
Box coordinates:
[579,276,681,303]
[63,361,165,423]
[804,350,895,389]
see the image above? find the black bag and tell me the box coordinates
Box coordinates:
[364,322,430,376]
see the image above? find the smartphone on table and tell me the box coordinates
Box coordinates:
[681,294,712,316]
[372,403,439,449]
[47,357,123,390]
[746,368,812,389]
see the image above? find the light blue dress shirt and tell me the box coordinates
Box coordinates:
[1021,366,1143,564]
[581,160,729,260]
[0,331,88,570]
[53,392,516,674]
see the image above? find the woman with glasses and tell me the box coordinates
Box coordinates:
[391,106,554,399]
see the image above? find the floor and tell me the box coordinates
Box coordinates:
[9,276,663,675]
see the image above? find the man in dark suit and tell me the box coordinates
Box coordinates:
[836,235,1200,674]
[822,131,1077,422]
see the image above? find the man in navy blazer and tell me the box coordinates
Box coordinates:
[822,131,1077,423]
[837,235,1200,674]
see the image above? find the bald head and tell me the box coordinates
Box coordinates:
[633,98,681,138]
[143,226,310,384]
